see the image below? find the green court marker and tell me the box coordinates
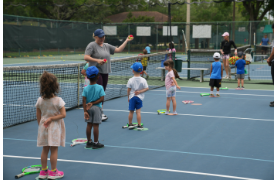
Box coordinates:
[84,147,104,150]
[220,87,228,90]
[133,128,149,131]
[200,93,210,97]
[157,109,170,115]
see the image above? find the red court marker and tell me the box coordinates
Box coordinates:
[182,100,194,104]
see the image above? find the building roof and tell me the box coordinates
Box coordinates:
[106,11,169,23]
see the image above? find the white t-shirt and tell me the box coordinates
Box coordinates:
[127,77,148,101]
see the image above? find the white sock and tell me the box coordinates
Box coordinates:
[217,91,219,94]
[94,141,98,144]
[210,91,213,94]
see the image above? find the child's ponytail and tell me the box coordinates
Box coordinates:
[172,68,180,79]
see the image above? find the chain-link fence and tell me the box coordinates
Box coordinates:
[4,14,272,57]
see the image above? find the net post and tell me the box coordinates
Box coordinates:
[187,50,190,79]
[77,64,80,107]
[172,52,176,69]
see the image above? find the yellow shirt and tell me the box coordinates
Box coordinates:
[141,57,148,66]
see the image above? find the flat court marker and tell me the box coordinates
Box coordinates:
[182,100,194,104]
[200,93,210,97]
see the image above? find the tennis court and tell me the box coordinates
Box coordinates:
[3,83,274,180]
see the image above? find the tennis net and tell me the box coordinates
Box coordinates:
[3,52,167,128]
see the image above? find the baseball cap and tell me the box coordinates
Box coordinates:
[222,32,229,37]
[86,66,99,78]
[94,29,105,38]
[130,62,143,73]
[213,52,221,59]
[237,51,243,58]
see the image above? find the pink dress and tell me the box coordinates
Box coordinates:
[35,97,66,147]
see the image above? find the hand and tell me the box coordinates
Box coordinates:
[86,103,93,111]
[267,58,271,66]
[126,36,134,42]
[97,59,105,65]
[84,112,89,120]
[43,118,52,128]
[221,51,224,55]
[234,51,237,56]
[177,86,181,90]
[134,91,140,95]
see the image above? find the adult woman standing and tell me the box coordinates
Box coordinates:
[84,29,133,120]
[220,32,237,79]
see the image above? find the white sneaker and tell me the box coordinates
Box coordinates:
[223,76,228,79]
[102,114,108,121]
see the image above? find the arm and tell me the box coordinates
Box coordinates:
[135,88,149,95]
[220,41,224,55]
[89,96,104,105]
[44,107,66,127]
[127,88,131,102]
[114,37,133,53]
[81,69,86,76]
[83,97,89,120]
[210,65,212,76]
[84,55,105,65]
[172,77,180,90]
[232,41,237,55]
[267,47,274,66]
[36,108,41,125]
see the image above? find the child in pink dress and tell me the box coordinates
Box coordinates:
[35,71,66,180]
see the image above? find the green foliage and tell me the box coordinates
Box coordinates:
[127,12,133,19]
[123,15,155,22]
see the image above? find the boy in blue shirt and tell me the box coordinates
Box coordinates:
[145,44,151,61]
[209,52,223,97]
[235,51,246,89]
[260,34,270,55]
[82,66,106,149]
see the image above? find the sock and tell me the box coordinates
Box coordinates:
[94,141,98,144]
[210,91,213,94]
[42,168,48,171]
[217,91,219,94]
[51,168,56,172]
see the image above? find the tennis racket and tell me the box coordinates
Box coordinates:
[70,138,88,147]
[15,165,46,178]
[182,100,194,104]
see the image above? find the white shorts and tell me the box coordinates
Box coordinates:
[222,54,230,59]
[166,86,176,97]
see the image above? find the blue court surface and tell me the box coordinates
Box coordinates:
[3,87,274,180]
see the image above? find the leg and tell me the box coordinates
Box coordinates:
[223,59,227,77]
[241,79,244,87]
[166,97,171,112]
[238,79,240,87]
[41,146,50,170]
[144,71,148,76]
[216,87,219,91]
[210,87,214,91]
[136,109,142,126]
[271,61,274,84]
[50,146,58,170]
[92,123,99,143]
[128,111,134,124]
[171,97,177,112]
[86,123,93,142]
[225,58,229,77]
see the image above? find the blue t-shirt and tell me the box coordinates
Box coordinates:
[145,46,151,54]
[262,38,269,45]
[235,59,246,74]
[210,61,222,79]
[82,84,105,108]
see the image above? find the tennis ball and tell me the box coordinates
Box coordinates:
[27,60,29,62]
[103,59,107,63]
[128,35,134,39]
[63,60,65,61]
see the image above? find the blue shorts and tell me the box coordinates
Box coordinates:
[129,96,143,111]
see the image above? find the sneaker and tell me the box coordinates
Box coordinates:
[237,86,240,89]
[128,123,136,129]
[102,114,108,121]
[165,111,170,115]
[48,169,64,180]
[242,86,244,89]
[38,170,48,180]
[210,94,215,97]
[86,141,94,148]
[137,125,144,130]
[216,94,220,97]
[146,75,149,79]
[270,101,274,104]
[270,103,274,107]
[93,142,104,149]
[173,111,177,115]
[223,76,228,79]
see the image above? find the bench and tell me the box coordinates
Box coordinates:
[156,67,209,82]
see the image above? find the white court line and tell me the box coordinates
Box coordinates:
[3,60,65,66]
[3,104,70,109]
[177,86,274,91]
[96,109,273,122]
[3,155,259,180]
[150,90,274,97]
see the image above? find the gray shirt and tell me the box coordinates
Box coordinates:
[85,42,116,74]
